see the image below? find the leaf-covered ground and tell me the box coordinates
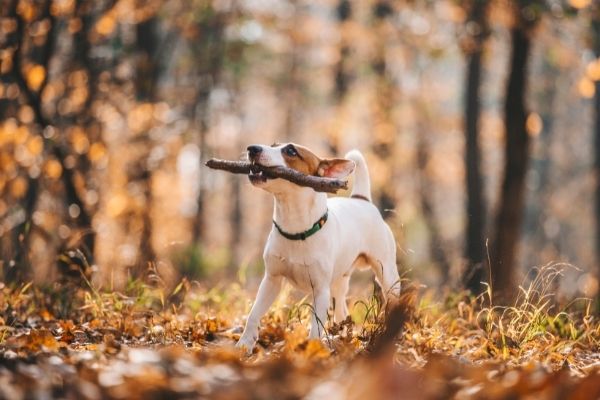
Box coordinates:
[1,266,600,399]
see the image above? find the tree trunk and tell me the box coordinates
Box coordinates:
[416,132,451,282]
[523,45,559,268]
[491,22,533,301]
[371,0,396,218]
[134,17,160,273]
[593,12,600,311]
[283,5,301,142]
[463,0,489,294]
[191,13,225,243]
[328,0,353,154]
[6,0,54,282]
[5,0,117,282]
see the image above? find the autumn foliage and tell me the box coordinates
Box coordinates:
[2,0,600,398]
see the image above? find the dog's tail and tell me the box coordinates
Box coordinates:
[345,149,372,201]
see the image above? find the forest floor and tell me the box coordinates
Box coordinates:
[1,263,600,400]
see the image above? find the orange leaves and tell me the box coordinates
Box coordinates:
[69,126,90,154]
[10,176,28,198]
[586,59,600,81]
[127,103,155,134]
[16,0,37,22]
[578,58,600,99]
[17,105,35,124]
[96,14,117,36]
[577,77,595,99]
[50,0,76,17]
[0,280,598,399]
[107,192,129,217]
[7,329,61,352]
[526,113,543,138]
[89,142,107,163]
[26,135,43,156]
[568,0,592,9]
[303,339,331,358]
[44,158,63,179]
[123,316,147,337]
[24,64,46,91]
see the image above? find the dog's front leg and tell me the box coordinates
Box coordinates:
[237,274,282,352]
[308,286,330,339]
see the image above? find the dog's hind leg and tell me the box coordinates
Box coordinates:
[370,255,401,302]
[381,258,401,300]
[331,276,350,322]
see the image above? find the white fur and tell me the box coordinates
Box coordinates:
[237,145,400,351]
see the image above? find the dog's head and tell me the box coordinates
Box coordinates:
[246,143,355,194]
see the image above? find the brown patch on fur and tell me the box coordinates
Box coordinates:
[352,253,371,270]
[282,143,322,175]
[351,194,370,202]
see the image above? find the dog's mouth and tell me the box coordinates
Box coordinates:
[248,169,269,183]
[248,163,275,184]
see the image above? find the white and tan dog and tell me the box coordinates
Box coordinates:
[237,143,400,351]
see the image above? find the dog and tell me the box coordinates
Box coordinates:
[236,143,401,351]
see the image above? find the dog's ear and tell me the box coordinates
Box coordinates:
[317,158,355,179]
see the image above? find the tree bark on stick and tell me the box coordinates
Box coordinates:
[205,159,349,193]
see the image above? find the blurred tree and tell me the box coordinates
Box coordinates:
[283,4,302,141]
[190,4,225,244]
[592,3,600,309]
[491,0,542,301]
[335,0,352,103]
[370,0,397,218]
[460,0,489,295]
[3,0,101,282]
[131,15,160,273]
[328,0,353,154]
[523,33,561,270]
[228,79,243,272]
[5,0,57,281]
[416,103,451,283]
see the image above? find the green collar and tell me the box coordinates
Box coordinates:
[273,210,328,241]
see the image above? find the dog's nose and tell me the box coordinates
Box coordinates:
[247,145,262,159]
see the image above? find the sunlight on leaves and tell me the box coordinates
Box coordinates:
[577,77,595,99]
[526,113,543,137]
[568,0,591,9]
[10,175,28,198]
[25,65,46,91]
[96,14,116,36]
[44,159,63,179]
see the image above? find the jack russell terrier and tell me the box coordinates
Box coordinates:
[236,143,401,351]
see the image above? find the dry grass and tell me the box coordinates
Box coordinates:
[0,262,599,399]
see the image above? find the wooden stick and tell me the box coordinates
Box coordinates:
[205,158,348,193]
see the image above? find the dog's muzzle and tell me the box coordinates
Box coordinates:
[247,145,262,162]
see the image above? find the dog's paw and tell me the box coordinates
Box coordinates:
[235,336,256,355]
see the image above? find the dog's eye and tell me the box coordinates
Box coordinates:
[283,145,298,157]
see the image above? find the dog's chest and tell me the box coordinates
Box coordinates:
[264,246,329,290]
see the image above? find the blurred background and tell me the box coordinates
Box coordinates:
[1,0,599,301]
